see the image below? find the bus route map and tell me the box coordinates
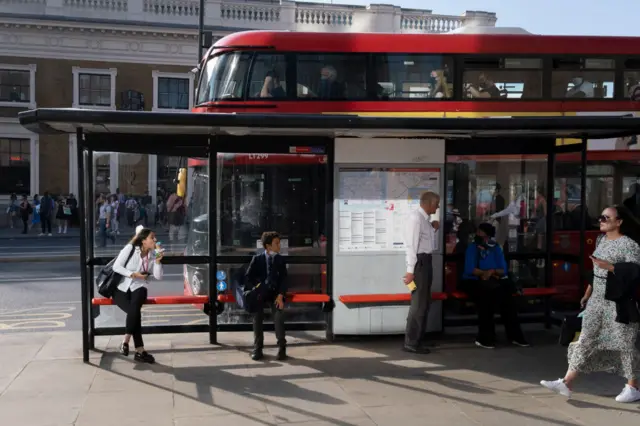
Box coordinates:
[338,168,440,252]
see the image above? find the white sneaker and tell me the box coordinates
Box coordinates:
[540,379,572,398]
[475,340,495,349]
[47,233,52,236]
[615,384,640,403]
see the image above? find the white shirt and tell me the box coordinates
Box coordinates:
[491,194,524,226]
[404,208,437,273]
[99,203,111,220]
[113,244,164,293]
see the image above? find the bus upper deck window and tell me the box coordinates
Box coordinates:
[551,57,615,99]
[296,54,368,100]
[462,57,542,100]
[373,54,454,100]
[195,51,252,104]
[623,58,640,101]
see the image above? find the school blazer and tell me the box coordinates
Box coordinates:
[244,252,288,297]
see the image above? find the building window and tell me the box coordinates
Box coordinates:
[0,138,30,194]
[72,67,117,109]
[0,64,37,108]
[152,71,194,111]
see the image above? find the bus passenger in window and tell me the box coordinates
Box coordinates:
[429,70,451,99]
[627,77,640,101]
[259,70,286,98]
[466,73,501,99]
[566,77,594,98]
[318,65,345,99]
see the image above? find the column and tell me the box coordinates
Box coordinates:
[148,154,158,206]
[110,153,119,194]
[30,135,40,195]
[68,135,78,195]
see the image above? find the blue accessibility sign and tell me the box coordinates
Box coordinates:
[216,281,227,292]
[216,270,227,281]
[563,262,571,272]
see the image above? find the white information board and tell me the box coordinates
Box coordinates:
[338,167,440,252]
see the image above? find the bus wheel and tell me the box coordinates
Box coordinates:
[191,271,205,295]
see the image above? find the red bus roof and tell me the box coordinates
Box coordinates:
[214,31,640,55]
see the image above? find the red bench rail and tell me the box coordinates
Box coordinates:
[91,295,210,306]
[339,292,447,305]
[217,293,330,304]
[449,287,560,300]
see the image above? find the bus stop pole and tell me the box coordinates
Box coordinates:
[77,128,90,363]
[208,138,217,344]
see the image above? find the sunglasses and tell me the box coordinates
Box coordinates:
[598,215,619,223]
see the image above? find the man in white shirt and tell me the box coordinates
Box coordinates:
[403,191,440,354]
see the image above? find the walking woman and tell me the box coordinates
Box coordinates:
[112,225,164,363]
[541,205,640,403]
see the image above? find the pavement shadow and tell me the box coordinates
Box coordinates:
[95,349,359,425]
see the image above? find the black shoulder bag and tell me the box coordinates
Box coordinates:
[96,245,136,298]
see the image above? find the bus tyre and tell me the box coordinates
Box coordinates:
[190,271,206,295]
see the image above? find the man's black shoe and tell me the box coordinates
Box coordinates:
[276,347,287,361]
[251,349,264,361]
[403,345,431,354]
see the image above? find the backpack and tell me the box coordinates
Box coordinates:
[96,246,136,298]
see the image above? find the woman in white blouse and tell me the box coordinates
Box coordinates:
[112,225,164,363]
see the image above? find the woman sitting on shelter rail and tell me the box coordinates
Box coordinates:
[112,225,164,364]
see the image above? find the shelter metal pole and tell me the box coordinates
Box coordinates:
[77,128,90,363]
[198,0,205,63]
[209,138,217,344]
[579,137,588,295]
[87,146,95,349]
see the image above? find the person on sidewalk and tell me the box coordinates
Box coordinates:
[112,225,164,364]
[459,222,529,349]
[39,192,53,236]
[18,195,32,235]
[541,205,640,403]
[55,196,70,234]
[403,191,440,354]
[244,231,288,361]
[31,194,40,231]
[97,195,116,247]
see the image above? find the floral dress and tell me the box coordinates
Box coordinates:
[568,235,640,380]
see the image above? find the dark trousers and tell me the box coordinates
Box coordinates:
[41,216,51,234]
[253,299,286,351]
[21,216,28,234]
[114,287,147,348]
[405,253,433,348]
[459,279,525,345]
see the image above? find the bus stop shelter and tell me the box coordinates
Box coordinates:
[18,108,640,362]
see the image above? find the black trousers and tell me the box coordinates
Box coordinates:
[405,253,433,348]
[21,216,29,233]
[41,216,52,234]
[114,287,148,348]
[253,297,286,351]
[459,279,525,345]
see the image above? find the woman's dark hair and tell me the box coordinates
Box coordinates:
[129,228,154,247]
[611,204,640,245]
[477,222,496,238]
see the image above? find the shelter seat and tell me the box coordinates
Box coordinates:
[448,287,559,299]
[91,295,210,305]
[339,292,448,305]
[217,293,330,304]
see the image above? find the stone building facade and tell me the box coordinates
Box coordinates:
[0,0,496,215]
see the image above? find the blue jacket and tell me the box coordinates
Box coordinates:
[463,243,508,280]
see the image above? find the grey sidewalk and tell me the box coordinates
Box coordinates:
[0,330,638,426]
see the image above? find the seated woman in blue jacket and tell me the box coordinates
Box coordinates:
[460,222,529,349]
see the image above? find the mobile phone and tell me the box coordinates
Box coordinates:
[141,271,151,277]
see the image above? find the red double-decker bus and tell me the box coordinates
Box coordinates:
[187,28,640,317]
